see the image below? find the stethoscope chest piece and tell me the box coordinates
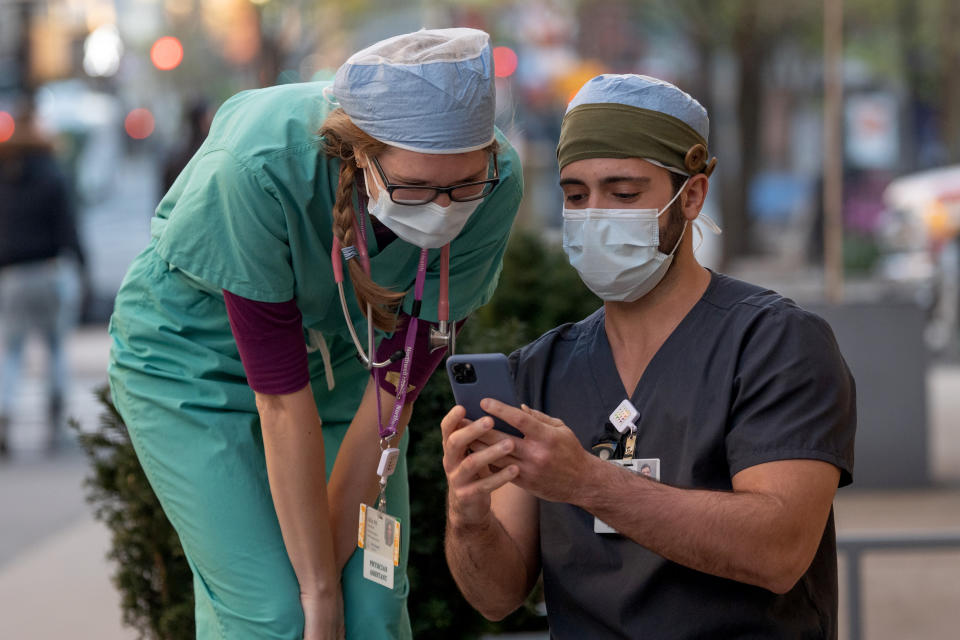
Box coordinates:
[428,320,455,355]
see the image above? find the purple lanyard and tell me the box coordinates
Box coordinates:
[356,196,428,441]
[373,250,427,439]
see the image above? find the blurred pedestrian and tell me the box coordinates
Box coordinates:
[108,28,522,640]
[160,97,214,195]
[0,97,86,456]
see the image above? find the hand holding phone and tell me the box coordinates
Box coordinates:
[446,353,523,438]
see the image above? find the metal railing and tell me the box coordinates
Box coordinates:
[837,531,960,640]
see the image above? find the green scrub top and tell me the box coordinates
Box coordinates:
[108,80,522,639]
[154,80,521,333]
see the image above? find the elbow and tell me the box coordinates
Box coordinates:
[454,570,527,621]
[759,550,814,595]
[255,386,309,424]
[476,599,523,622]
[764,573,801,596]
[479,608,508,623]
[256,394,293,426]
[255,393,284,416]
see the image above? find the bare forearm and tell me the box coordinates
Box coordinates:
[328,381,414,572]
[259,388,338,594]
[574,459,809,593]
[445,511,534,620]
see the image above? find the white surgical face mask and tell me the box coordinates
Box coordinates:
[562,180,688,302]
[364,169,480,249]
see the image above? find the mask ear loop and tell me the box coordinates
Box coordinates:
[692,212,723,253]
[697,212,723,235]
[321,84,340,107]
[657,178,690,218]
[692,222,704,253]
[664,178,693,252]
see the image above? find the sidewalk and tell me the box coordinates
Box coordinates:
[0,513,132,640]
[834,489,960,639]
[0,325,958,639]
[0,325,134,639]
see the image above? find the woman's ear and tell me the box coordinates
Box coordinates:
[353,149,368,169]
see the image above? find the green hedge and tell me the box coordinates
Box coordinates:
[77,231,598,638]
[74,388,196,639]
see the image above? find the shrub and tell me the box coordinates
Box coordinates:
[74,388,195,639]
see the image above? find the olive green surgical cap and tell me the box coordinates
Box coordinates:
[557,74,717,177]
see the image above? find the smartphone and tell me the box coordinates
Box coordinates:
[446,353,523,438]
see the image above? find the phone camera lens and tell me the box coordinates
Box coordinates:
[451,362,477,384]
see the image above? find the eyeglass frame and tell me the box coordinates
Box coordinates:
[370,152,500,205]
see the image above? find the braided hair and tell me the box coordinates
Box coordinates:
[320,109,405,332]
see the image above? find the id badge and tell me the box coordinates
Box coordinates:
[594,457,661,535]
[358,504,401,588]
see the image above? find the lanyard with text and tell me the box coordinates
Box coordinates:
[350,206,429,511]
[371,249,428,510]
[350,209,427,589]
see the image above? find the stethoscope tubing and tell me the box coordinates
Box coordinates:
[330,236,450,371]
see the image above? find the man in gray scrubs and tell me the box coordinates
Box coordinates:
[441,74,856,638]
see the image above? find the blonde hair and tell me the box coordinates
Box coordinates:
[319,108,501,332]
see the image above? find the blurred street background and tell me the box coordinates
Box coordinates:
[1,0,960,638]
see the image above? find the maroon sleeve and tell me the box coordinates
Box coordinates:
[375,313,467,403]
[223,289,310,395]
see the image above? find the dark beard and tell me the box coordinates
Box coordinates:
[658,199,686,253]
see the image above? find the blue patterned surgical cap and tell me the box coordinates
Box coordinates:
[332,28,496,154]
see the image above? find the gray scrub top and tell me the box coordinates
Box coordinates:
[509,271,856,639]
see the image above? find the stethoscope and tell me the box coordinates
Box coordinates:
[330,194,454,372]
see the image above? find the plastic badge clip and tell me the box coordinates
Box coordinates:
[609,399,640,434]
[591,441,618,460]
[377,447,400,478]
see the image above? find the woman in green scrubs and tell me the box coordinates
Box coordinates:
[107,28,521,639]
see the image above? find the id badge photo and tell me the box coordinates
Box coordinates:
[358,504,401,588]
[594,458,661,535]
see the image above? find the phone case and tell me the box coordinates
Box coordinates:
[446,353,523,438]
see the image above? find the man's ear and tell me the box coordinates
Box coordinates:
[683,174,709,220]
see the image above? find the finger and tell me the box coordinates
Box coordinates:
[467,440,524,471]
[440,405,468,444]
[462,438,523,475]
[476,464,520,494]
[474,429,513,448]
[521,403,565,427]
[480,398,546,438]
[472,430,525,458]
[484,457,523,474]
[463,443,494,479]
[457,465,519,500]
[443,418,493,464]
[443,416,494,472]
[474,460,492,479]
[453,437,516,485]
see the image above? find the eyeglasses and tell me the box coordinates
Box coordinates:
[371,153,500,205]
